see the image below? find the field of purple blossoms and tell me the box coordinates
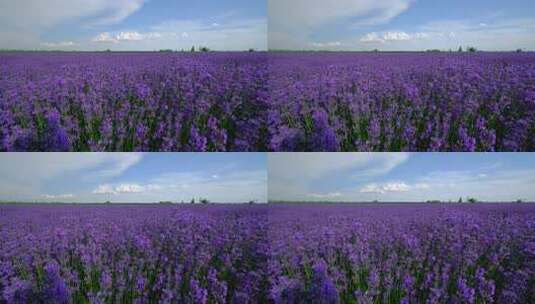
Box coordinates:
[0,205,270,303]
[1,204,534,303]
[0,53,269,152]
[268,53,535,152]
[2,52,534,152]
[268,204,535,304]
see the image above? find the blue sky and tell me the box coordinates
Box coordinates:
[0,153,267,203]
[269,0,535,51]
[0,0,266,51]
[268,153,535,202]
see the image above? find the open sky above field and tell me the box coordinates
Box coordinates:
[0,153,267,203]
[268,153,535,202]
[0,0,266,51]
[269,0,535,51]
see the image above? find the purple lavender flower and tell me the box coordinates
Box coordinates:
[311,110,339,152]
[0,53,270,152]
[267,52,535,151]
[42,110,70,151]
[308,260,339,303]
[0,203,533,303]
[42,262,69,303]
[190,279,208,304]
[457,277,475,304]
[2,278,33,304]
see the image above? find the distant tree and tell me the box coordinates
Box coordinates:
[467,46,477,53]
[105,200,111,204]
[190,46,195,52]
[200,198,210,204]
[190,198,195,204]
[467,197,477,203]
[105,49,112,53]
[426,200,441,204]
[248,48,255,52]
[159,201,173,204]
[248,200,256,205]
[373,49,380,53]
[516,199,524,203]
[458,197,463,203]
[458,46,463,52]
[199,46,210,52]
[516,49,523,53]
[372,200,379,203]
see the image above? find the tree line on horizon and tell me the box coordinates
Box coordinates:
[0,46,259,53]
[268,198,529,204]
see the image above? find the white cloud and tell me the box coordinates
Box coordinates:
[0,0,146,30]
[268,153,410,201]
[0,154,266,204]
[42,194,75,199]
[269,154,535,203]
[92,184,116,195]
[148,17,267,51]
[88,170,267,203]
[361,169,535,202]
[269,153,409,181]
[308,192,342,199]
[115,31,145,41]
[383,182,411,192]
[89,17,267,51]
[360,183,384,194]
[0,153,143,200]
[41,41,77,48]
[360,32,384,43]
[269,1,535,51]
[269,0,414,49]
[88,153,143,179]
[360,31,434,43]
[143,170,267,203]
[92,32,118,43]
[360,182,419,194]
[269,0,413,29]
[92,31,163,43]
[310,41,342,48]
[0,153,142,182]
[115,183,145,193]
[0,0,266,50]
[383,31,411,41]
[0,0,147,49]
[93,183,162,195]
[356,18,535,50]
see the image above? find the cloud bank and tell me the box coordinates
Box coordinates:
[0,0,266,51]
[268,0,414,49]
[268,153,410,201]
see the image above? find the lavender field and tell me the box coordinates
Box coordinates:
[268,53,535,152]
[268,204,535,304]
[0,205,270,303]
[1,204,534,303]
[1,52,534,152]
[0,53,268,152]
